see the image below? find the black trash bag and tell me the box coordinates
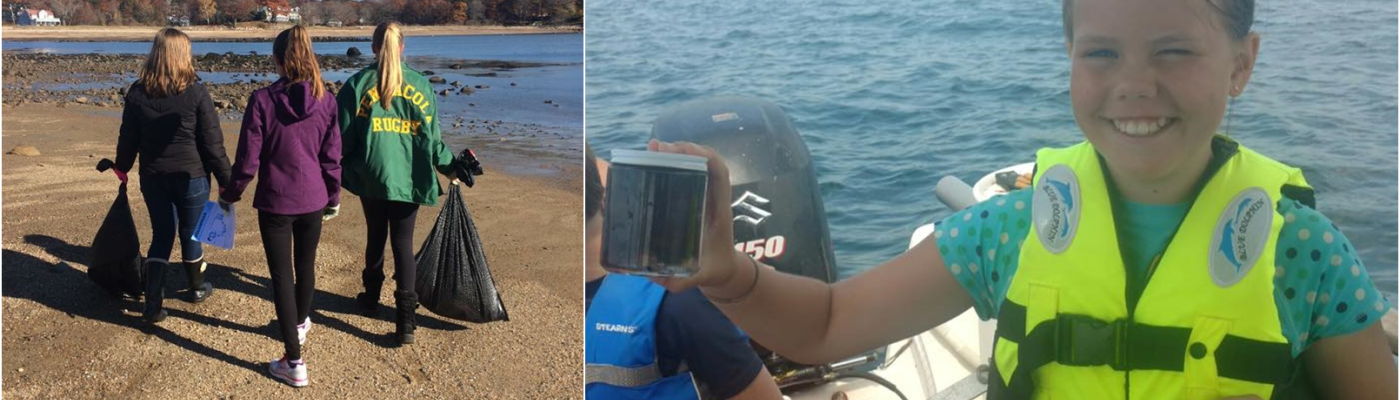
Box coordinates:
[89,159,144,299]
[414,184,508,323]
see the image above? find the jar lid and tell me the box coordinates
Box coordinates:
[610,149,708,172]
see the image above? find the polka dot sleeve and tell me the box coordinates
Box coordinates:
[934,189,1034,321]
[1274,199,1391,351]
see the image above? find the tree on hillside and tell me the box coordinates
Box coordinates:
[216,0,255,23]
[502,0,527,23]
[450,0,465,24]
[119,0,166,25]
[402,0,450,24]
[257,0,288,12]
[298,1,325,24]
[48,0,84,25]
[466,0,483,22]
[166,0,188,20]
[354,0,378,24]
[95,0,121,25]
[188,0,216,24]
[71,2,98,24]
[330,1,358,25]
[355,0,395,25]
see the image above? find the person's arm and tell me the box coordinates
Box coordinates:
[335,77,360,163]
[220,93,264,203]
[193,85,233,188]
[652,140,974,364]
[1278,201,1397,399]
[1301,323,1397,400]
[114,89,140,175]
[658,290,782,399]
[727,367,782,400]
[320,98,343,206]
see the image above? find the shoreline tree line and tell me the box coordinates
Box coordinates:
[5,0,581,27]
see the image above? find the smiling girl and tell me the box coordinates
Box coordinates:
[649,0,1397,398]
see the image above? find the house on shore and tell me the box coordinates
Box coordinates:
[18,8,61,26]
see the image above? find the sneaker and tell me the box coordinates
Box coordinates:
[296,318,311,345]
[269,356,308,387]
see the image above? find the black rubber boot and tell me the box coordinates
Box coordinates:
[394,290,417,345]
[143,260,168,323]
[358,267,384,315]
[183,260,214,303]
[356,291,380,316]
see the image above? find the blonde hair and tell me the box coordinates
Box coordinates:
[274,25,326,100]
[372,22,404,110]
[139,28,198,99]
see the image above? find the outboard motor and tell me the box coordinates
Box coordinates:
[654,97,890,394]
[650,96,838,283]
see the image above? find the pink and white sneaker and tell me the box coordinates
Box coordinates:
[269,356,308,387]
[297,318,311,345]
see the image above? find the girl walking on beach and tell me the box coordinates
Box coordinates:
[219,26,340,388]
[647,0,1396,398]
[337,22,458,346]
[115,28,231,324]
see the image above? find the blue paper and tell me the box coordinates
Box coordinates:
[191,201,235,249]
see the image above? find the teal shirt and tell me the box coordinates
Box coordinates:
[936,189,1390,356]
[1117,200,1190,308]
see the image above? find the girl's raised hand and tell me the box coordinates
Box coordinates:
[645,140,749,294]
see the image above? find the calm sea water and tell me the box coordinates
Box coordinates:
[2,34,582,63]
[585,0,1398,298]
[4,34,584,174]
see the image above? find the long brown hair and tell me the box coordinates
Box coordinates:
[372,22,404,110]
[138,28,198,98]
[273,25,326,99]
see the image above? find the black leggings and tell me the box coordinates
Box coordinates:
[258,210,323,360]
[361,198,420,302]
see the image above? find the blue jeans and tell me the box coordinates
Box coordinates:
[140,174,209,314]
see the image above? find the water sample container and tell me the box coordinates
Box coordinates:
[601,149,708,277]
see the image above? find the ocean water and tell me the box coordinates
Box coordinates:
[585,0,1398,298]
[2,33,583,63]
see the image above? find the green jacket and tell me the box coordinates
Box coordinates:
[337,63,455,206]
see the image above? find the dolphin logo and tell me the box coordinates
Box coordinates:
[1217,198,1254,272]
[1048,179,1074,211]
[1217,218,1243,271]
[1047,179,1074,237]
[1235,198,1253,218]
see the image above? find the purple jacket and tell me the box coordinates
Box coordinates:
[221,79,341,215]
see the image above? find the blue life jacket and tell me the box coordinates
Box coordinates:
[585,274,701,400]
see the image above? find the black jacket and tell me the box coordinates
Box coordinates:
[115,81,232,186]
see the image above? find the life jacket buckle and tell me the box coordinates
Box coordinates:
[1054,314,1130,371]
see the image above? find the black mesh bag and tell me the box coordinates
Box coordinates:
[414,184,508,323]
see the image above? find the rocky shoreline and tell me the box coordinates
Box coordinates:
[2,52,552,116]
[4,36,377,43]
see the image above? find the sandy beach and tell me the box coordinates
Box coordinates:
[1,24,580,42]
[0,102,583,398]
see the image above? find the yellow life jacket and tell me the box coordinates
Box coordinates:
[989,137,1311,400]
